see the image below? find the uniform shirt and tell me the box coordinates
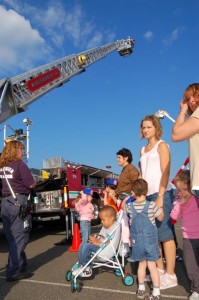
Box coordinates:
[189,107,199,191]
[126,200,162,226]
[0,161,35,195]
[116,164,139,196]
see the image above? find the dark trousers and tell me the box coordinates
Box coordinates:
[183,238,199,293]
[1,195,31,279]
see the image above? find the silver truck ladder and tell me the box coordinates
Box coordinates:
[0,37,135,124]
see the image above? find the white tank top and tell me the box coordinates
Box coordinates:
[140,140,163,196]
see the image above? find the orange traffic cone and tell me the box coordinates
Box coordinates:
[69,223,81,252]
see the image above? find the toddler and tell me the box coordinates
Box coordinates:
[171,170,199,300]
[74,188,94,244]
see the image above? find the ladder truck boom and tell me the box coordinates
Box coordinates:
[0,37,135,124]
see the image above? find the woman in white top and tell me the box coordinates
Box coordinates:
[140,115,177,290]
[172,83,199,196]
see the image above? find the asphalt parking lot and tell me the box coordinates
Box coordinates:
[0,221,190,300]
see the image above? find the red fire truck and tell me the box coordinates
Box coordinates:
[30,157,119,237]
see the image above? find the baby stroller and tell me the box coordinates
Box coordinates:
[66,210,134,293]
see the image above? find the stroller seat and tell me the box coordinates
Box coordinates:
[94,222,121,261]
[66,210,134,292]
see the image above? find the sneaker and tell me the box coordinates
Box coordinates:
[136,290,149,299]
[145,295,161,300]
[189,291,199,300]
[81,267,92,278]
[160,273,178,290]
[72,266,83,276]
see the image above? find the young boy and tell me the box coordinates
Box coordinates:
[171,170,199,300]
[72,205,117,278]
[124,179,164,300]
[74,188,94,245]
[104,179,118,212]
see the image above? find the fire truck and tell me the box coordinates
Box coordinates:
[0,37,135,232]
[29,157,119,236]
[0,122,119,232]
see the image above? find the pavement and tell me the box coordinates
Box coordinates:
[0,221,190,300]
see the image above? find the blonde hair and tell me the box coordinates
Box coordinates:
[140,115,162,139]
[0,141,24,168]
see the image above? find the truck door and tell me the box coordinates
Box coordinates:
[67,167,82,206]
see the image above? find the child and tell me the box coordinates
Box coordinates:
[170,170,199,300]
[72,206,117,278]
[104,179,118,212]
[74,188,94,245]
[124,179,164,300]
[104,179,132,256]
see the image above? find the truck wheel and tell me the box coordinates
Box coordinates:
[91,198,100,226]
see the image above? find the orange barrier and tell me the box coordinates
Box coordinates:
[69,223,81,252]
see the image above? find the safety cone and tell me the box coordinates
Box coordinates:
[69,223,81,252]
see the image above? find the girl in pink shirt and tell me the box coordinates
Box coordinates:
[75,189,94,245]
[170,170,199,300]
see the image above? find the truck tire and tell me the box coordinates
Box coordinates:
[91,195,101,226]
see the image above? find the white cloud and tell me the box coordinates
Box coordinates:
[3,0,116,49]
[0,5,51,76]
[144,31,153,41]
[162,27,184,46]
[86,32,103,49]
[0,1,116,76]
[63,5,95,48]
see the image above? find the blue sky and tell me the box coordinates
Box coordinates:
[0,0,199,180]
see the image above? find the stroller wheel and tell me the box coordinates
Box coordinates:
[123,274,134,286]
[66,270,72,281]
[71,280,76,293]
[76,281,83,292]
[115,269,122,276]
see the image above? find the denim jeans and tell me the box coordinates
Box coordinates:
[147,191,174,242]
[78,243,100,266]
[80,220,91,245]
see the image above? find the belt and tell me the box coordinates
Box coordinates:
[3,193,29,197]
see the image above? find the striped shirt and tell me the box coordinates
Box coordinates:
[126,200,162,226]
